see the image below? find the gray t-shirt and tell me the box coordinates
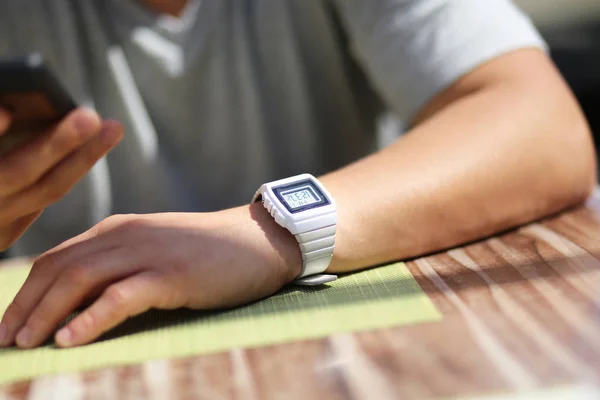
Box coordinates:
[0,0,546,255]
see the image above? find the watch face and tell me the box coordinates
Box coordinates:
[273,179,330,214]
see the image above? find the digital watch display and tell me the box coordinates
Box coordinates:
[273,179,330,214]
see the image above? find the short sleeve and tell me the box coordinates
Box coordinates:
[332,0,549,121]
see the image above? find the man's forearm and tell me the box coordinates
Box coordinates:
[319,50,596,273]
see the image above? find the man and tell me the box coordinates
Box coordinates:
[0,0,595,349]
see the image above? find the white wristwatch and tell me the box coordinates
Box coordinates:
[252,174,337,286]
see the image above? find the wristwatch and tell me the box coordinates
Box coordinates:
[252,174,337,286]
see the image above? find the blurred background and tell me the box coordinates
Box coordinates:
[515,0,600,178]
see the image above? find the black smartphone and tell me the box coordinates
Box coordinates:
[0,54,77,157]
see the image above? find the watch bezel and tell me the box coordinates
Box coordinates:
[255,174,337,235]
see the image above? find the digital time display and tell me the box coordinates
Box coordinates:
[273,179,330,214]
[282,188,321,209]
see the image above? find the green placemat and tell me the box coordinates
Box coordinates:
[0,262,440,385]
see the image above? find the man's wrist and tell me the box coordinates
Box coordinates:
[246,202,302,285]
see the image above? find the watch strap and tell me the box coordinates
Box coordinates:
[295,224,336,283]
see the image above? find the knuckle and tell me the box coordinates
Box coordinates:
[29,258,44,274]
[0,167,32,190]
[2,299,26,324]
[20,166,39,186]
[104,285,130,309]
[25,313,50,333]
[72,311,96,335]
[10,299,26,314]
[33,252,57,271]
[99,214,125,228]
[64,264,93,286]
[93,217,119,236]
[48,130,77,155]
[96,214,138,234]
[28,258,49,277]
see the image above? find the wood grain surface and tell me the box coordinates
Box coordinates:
[3,195,600,399]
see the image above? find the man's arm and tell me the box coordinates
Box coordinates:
[314,48,595,274]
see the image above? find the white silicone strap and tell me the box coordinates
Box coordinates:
[295,224,336,281]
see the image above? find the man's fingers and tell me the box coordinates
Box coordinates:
[33,120,123,203]
[0,108,11,134]
[0,255,64,347]
[56,272,169,348]
[0,215,128,348]
[0,121,123,222]
[13,246,143,349]
[0,108,101,196]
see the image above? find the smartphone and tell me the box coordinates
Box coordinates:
[0,53,77,157]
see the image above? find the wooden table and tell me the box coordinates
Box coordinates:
[3,195,600,399]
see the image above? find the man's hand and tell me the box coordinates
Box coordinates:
[0,107,123,251]
[0,204,301,348]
